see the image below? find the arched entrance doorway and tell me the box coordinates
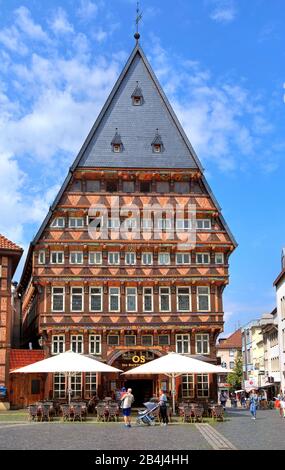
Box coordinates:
[108,350,163,406]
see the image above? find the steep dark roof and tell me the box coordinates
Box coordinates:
[151,130,163,146]
[73,44,202,170]
[111,130,123,146]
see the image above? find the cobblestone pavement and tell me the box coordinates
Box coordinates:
[0,422,212,450]
[215,408,285,450]
[0,408,284,450]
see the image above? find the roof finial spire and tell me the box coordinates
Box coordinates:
[134,1,142,43]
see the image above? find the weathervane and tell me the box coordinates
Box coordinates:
[134,1,142,42]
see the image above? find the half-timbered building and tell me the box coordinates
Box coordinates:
[18,39,236,406]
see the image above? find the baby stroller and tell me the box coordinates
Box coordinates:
[136,402,159,426]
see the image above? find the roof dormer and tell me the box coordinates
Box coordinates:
[111,129,123,153]
[131,81,143,106]
[151,129,164,153]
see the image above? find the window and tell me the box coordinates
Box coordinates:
[158,335,170,346]
[71,335,83,354]
[90,287,102,312]
[126,287,137,312]
[133,96,142,106]
[113,145,121,154]
[174,182,190,194]
[86,180,101,192]
[140,181,151,193]
[229,362,235,369]
[70,180,81,192]
[197,374,209,397]
[125,335,136,346]
[153,144,161,153]
[107,335,119,346]
[109,287,120,312]
[195,334,209,355]
[215,253,224,264]
[108,218,120,230]
[197,287,210,312]
[122,181,135,193]
[177,287,191,311]
[71,287,83,312]
[38,251,45,264]
[176,334,190,354]
[69,217,84,228]
[31,379,41,395]
[89,252,102,265]
[141,218,153,231]
[141,335,153,346]
[89,335,101,355]
[85,373,97,398]
[143,287,153,312]
[157,219,172,230]
[108,252,120,265]
[157,182,169,193]
[52,335,65,354]
[196,253,210,264]
[158,253,170,265]
[196,219,211,230]
[52,287,65,312]
[142,252,153,265]
[176,253,191,265]
[106,181,118,192]
[125,252,136,265]
[176,219,192,230]
[221,362,227,368]
[182,375,194,398]
[70,252,84,264]
[159,287,171,312]
[229,349,235,357]
[50,217,65,228]
[51,252,64,264]
[53,373,65,398]
[71,373,82,398]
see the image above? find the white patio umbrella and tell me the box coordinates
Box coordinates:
[11,350,122,404]
[123,352,231,414]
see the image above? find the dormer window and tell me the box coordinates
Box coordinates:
[131,81,143,106]
[111,129,123,153]
[151,129,163,153]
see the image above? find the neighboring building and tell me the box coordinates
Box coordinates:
[241,319,264,388]
[0,235,23,408]
[216,329,242,394]
[274,249,285,394]
[18,38,236,406]
[259,309,280,398]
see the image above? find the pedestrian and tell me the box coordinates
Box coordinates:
[219,391,227,410]
[249,389,258,420]
[121,388,134,428]
[279,392,285,418]
[159,389,169,426]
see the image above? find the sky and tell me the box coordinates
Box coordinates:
[0,0,285,334]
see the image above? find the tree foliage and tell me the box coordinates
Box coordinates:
[227,352,243,391]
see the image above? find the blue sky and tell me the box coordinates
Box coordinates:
[0,0,284,334]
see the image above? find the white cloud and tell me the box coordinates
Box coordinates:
[0,25,28,55]
[149,37,272,172]
[77,0,99,20]
[14,6,50,42]
[208,0,237,24]
[50,8,74,35]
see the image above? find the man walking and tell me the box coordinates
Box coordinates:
[121,388,134,428]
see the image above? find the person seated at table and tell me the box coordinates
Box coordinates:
[87,394,98,413]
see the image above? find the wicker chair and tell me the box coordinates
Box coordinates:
[28,405,40,422]
[72,404,83,422]
[211,405,224,422]
[40,404,52,422]
[96,403,107,422]
[183,405,192,423]
[192,406,204,423]
[61,404,71,422]
[108,403,119,422]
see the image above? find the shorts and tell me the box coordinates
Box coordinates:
[122,407,131,417]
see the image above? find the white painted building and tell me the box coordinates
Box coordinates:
[273,249,285,394]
